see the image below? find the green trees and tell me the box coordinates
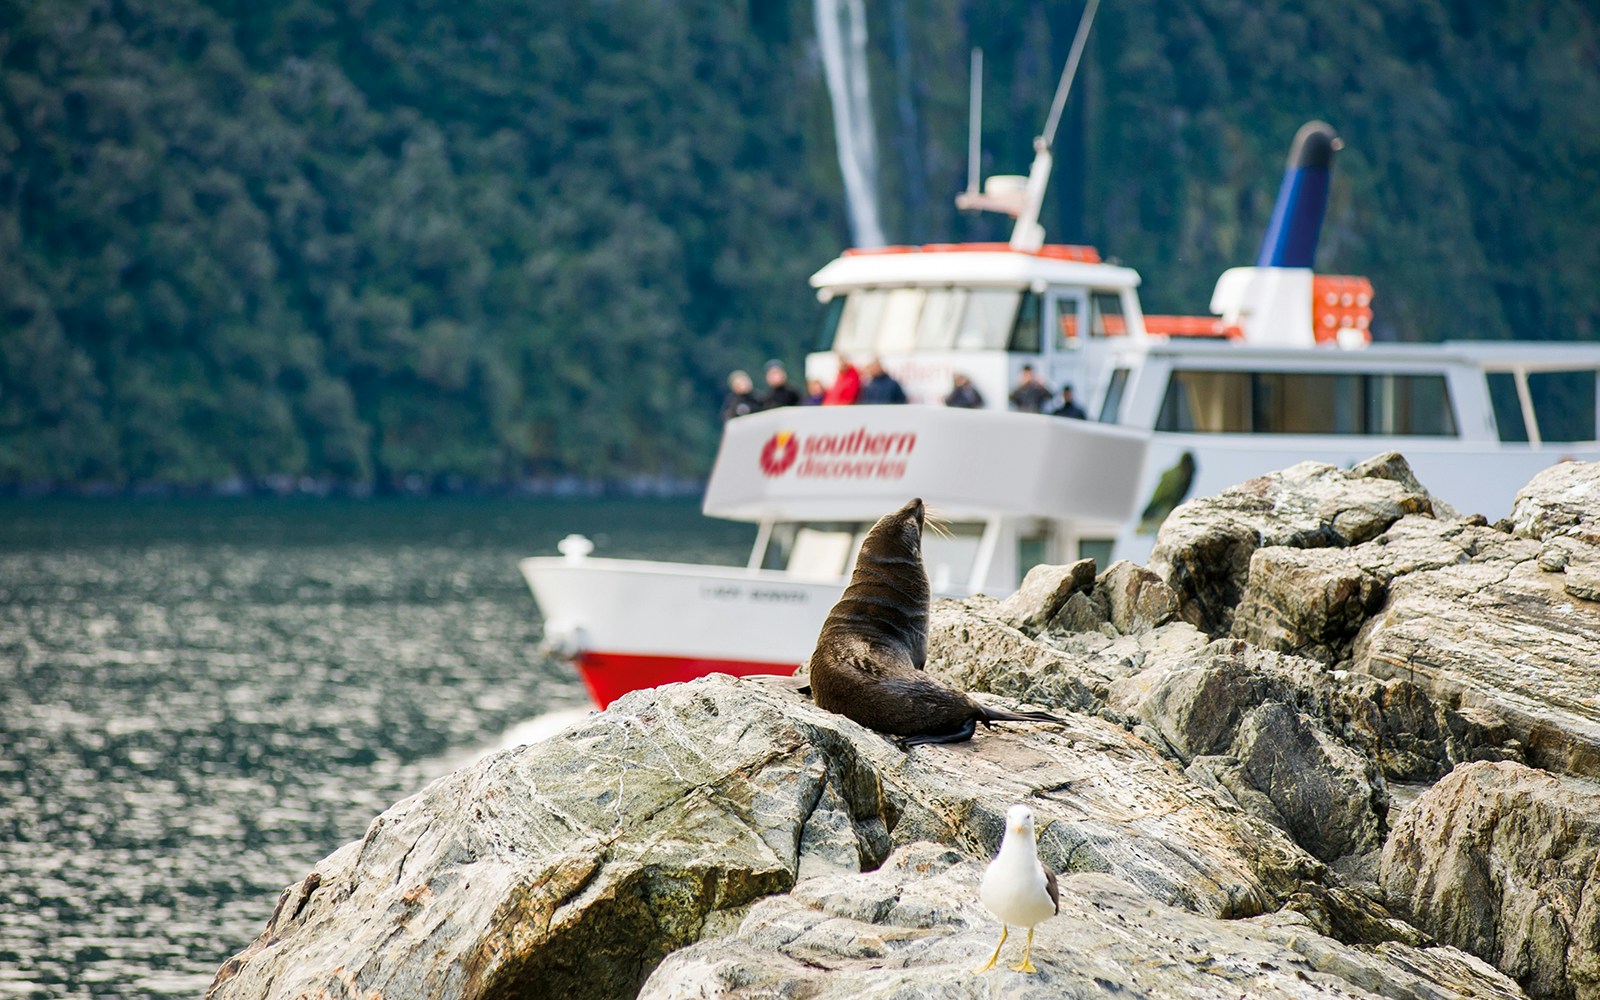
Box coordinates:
[0,0,1595,491]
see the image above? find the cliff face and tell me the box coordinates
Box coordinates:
[210,454,1600,1000]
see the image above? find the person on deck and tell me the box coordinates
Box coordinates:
[822,355,861,405]
[759,360,802,409]
[719,369,759,423]
[857,359,908,404]
[802,378,826,405]
[1051,384,1087,419]
[944,372,984,408]
[1008,364,1054,413]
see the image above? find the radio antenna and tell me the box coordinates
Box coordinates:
[964,48,983,196]
[1041,0,1099,151]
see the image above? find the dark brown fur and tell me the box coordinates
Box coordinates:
[806,498,1063,747]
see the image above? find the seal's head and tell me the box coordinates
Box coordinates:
[820,498,930,668]
[863,497,925,560]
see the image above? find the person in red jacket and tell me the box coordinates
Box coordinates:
[822,355,861,405]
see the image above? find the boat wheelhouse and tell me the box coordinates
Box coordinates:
[799,242,1600,566]
[522,102,1600,707]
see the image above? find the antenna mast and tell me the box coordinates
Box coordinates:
[964,48,983,197]
[1009,0,1099,250]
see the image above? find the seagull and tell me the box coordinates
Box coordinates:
[972,803,1059,974]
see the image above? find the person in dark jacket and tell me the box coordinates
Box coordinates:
[944,372,985,408]
[1051,384,1087,419]
[719,369,759,423]
[1008,364,1054,413]
[858,358,908,404]
[758,359,802,409]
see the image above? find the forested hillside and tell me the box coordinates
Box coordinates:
[2,0,1597,492]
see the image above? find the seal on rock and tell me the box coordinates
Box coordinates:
[805,497,1064,747]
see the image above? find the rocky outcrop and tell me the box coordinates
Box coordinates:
[643,842,1523,1000]
[1146,453,1600,783]
[208,674,1327,1000]
[212,454,1600,1000]
[1147,457,1435,635]
[1383,762,1600,1000]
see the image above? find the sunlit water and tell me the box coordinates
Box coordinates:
[0,497,752,999]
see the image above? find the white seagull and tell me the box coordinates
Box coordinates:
[972,803,1059,974]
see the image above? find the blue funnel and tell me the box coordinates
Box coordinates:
[1254,121,1340,269]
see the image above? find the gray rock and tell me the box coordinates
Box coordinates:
[1230,544,1388,663]
[1096,559,1180,633]
[1564,563,1600,602]
[1150,459,1433,635]
[209,673,1321,1000]
[994,558,1096,634]
[1231,515,1535,666]
[1382,761,1600,1000]
[643,843,1526,1000]
[1232,701,1388,862]
[1352,558,1600,779]
[1509,461,1600,547]
[1046,588,1107,633]
[1352,450,1459,519]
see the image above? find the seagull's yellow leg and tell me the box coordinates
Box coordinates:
[970,925,1008,973]
[1008,926,1038,973]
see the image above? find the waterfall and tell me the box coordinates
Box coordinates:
[814,0,887,248]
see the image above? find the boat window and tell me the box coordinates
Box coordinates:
[763,522,864,579]
[1090,292,1127,337]
[1098,368,1130,423]
[1156,370,1458,436]
[876,287,925,354]
[1078,537,1114,567]
[833,291,885,353]
[1486,372,1529,443]
[917,288,965,349]
[1017,531,1048,581]
[1529,370,1599,442]
[1006,291,1043,352]
[922,522,985,592]
[1053,294,1083,350]
[815,296,846,351]
[954,289,1023,350]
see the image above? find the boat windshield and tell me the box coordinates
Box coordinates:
[1487,367,1600,443]
[761,522,865,579]
[761,519,987,590]
[821,288,1040,354]
[1156,370,1458,436]
[1528,369,1599,442]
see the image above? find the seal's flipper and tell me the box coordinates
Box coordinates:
[899,718,978,747]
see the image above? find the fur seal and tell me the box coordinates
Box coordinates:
[805,498,1063,747]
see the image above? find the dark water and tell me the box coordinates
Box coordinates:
[0,497,753,999]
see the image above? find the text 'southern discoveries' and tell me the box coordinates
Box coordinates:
[760,429,916,480]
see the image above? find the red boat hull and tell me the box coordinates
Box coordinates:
[576,651,803,709]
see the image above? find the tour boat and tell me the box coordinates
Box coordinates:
[522,112,1600,708]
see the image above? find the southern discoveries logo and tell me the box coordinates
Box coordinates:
[759,428,917,479]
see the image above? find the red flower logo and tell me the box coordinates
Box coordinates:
[759,431,799,477]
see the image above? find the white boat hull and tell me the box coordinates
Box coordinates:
[520,555,842,707]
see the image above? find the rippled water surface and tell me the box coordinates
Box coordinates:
[0,497,752,999]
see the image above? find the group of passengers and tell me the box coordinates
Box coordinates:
[720,356,907,422]
[1006,364,1085,418]
[722,359,1084,422]
[945,364,1084,417]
